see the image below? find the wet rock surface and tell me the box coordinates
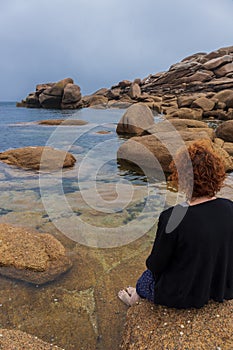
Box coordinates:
[0,329,64,349]
[0,223,72,284]
[37,119,88,126]
[0,222,154,350]
[0,146,76,171]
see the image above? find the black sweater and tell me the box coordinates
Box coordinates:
[146,198,233,308]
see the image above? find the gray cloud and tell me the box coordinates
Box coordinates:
[1,0,233,100]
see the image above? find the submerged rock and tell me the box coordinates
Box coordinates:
[37,119,88,126]
[0,223,72,284]
[120,299,233,350]
[0,146,76,171]
[0,329,64,349]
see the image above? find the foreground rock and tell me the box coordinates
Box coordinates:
[0,329,64,349]
[118,132,233,174]
[116,103,155,135]
[120,299,233,350]
[0,223,72,284]
[0,146,76,171]
[117,130,213,174]
[117,118,217,174]
[37,119,88,126]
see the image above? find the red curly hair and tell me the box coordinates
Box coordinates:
[169,139,226,200]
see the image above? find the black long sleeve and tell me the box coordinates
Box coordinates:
[146,210,177,276]
[145,198,233,309]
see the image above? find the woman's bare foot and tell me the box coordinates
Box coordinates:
[126,286,136,296]
[130,289,140,305]
[118,289,140,306]
[118,290,131,306]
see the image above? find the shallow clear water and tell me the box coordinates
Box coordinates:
[0,102,177,349]
[1,103,233,349]
[0,102,173,247]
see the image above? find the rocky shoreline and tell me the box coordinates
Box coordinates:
[18,45,233,121]
[7,44,233,349]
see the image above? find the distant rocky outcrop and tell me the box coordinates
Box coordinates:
[18,78,82,109]
[18,46,233,116]
[120,299,233,350]
[0,223,72,284]
[79,45,233,115]
[0,146,76,171]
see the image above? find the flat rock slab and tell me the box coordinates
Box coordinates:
[38,119,88,125]
[120,299,233,350]
[0,223,72,284]
[0,146,76,171]
[0,329,64,349]
[95,130,112,134]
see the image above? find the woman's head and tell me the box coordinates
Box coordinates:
[169,139,226,200]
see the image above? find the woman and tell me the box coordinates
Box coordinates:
[118,139,233,308]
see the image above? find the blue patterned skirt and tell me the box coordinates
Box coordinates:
[136,269,155,302]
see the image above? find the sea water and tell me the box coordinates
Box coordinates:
[1,102,233,349]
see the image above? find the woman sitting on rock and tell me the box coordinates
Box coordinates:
[118,139,233,308]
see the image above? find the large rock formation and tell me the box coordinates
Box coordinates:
[17,46,233,116]
[0,146,76,171]
[117,116,233,174]
[0,329,64,349]
[20,78,82,109]
[84,45,232,115]
[116,103,155,135]
[216,120,233,142]
[117,130,213,174]
[120,299,233,350]
[61,82,82,109]
[0,223,72,284]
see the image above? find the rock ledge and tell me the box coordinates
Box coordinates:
[120,299,233,350]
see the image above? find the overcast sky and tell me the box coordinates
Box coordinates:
[1,0,233,101]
